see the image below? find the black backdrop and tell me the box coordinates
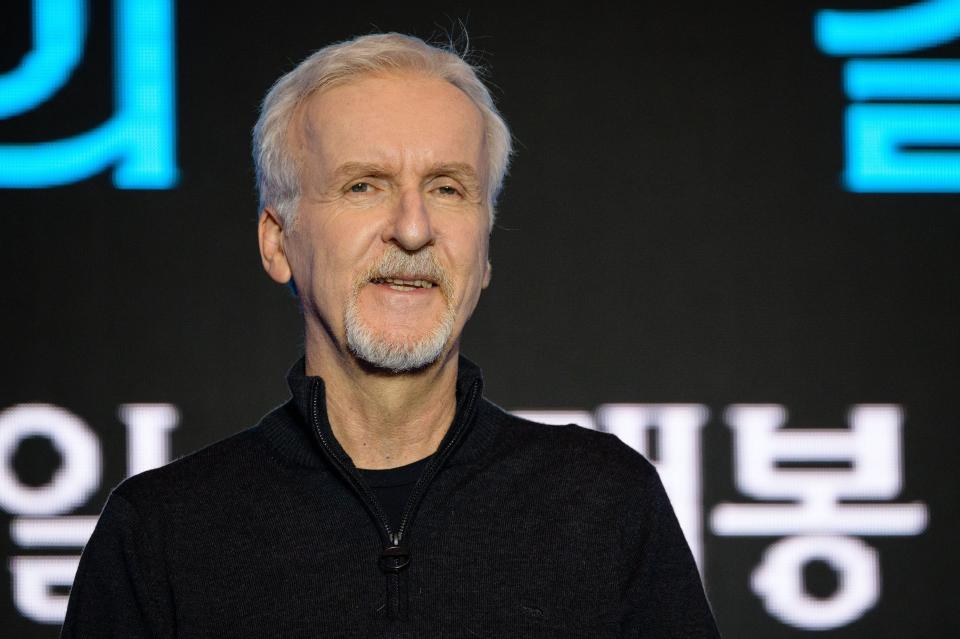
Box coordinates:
[1,1,958,636]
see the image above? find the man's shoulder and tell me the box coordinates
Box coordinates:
[110,404,290,511]
[477,397,657,481]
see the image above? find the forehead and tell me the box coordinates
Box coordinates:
[295,73,487,176]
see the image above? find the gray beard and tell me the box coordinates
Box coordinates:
[344,245,457,372]
[344,296,455,372]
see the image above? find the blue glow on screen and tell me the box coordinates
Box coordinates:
[816,0,960,193]
[816,0,960,55]
[845,59,960,100]
[0,0,177,189]
[0,0,87,119]
[846,104,960,191]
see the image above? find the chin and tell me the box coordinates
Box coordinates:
[344,313,455,373]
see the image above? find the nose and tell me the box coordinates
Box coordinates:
[383,188,434,251]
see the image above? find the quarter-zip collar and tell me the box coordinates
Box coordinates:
[270,354,488,621]
[275,353,490,471]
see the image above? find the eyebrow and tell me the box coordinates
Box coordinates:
[331,161,481,186]
[425,162,480,183]
[331,162,396,182]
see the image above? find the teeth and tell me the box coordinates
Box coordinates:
[374,277,434,289]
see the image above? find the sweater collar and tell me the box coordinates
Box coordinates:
[272,354,489,469]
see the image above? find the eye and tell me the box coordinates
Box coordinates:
[435,184,461,197]
[349,182,370,193]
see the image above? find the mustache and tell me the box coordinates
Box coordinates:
[357,246,452,294]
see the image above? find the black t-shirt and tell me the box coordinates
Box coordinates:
[357,455,433,532]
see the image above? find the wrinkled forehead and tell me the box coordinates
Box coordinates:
[291,72,488,184]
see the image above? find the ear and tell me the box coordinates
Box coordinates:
[258,207,292,285]
[482,259,492,289]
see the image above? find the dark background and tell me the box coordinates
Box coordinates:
[1,1,957,636]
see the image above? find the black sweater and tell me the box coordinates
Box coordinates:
[61,357,720,638]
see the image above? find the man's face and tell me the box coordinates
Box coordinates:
[273,73,491,371]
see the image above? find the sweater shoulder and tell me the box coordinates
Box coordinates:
[477,397,657,482]
[111,412,278,510]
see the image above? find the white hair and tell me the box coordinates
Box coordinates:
[252,32,513,226]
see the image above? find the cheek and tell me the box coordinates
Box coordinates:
[449,232,490,299]
[284,228,340,306]
[312,221,383,299]
[282,232,313,289]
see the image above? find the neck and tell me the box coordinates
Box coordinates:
[304,327,460,470]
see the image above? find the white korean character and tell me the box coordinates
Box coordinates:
[712,404,927,536]
[1,403,178,625]
[710,404,928,630]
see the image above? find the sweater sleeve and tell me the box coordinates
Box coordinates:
[620,466,722,638]
[60,492,175,639]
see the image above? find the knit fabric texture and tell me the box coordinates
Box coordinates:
[61,357,721,638]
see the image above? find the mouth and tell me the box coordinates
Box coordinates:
[369,276,437,291]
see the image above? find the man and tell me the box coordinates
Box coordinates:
[62,33,720,637]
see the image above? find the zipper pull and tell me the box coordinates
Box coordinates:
[379,535,410,573]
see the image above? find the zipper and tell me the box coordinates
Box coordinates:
[310,380,395,540]
[394,380,480,543]
[308,376,482,620]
